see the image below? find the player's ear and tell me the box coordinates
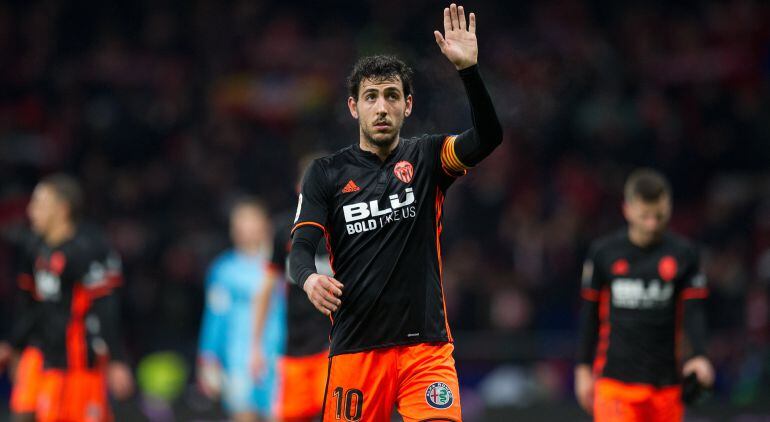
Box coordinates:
[622,201,631,221]
[347,97,359,119]
[404,94,413,117]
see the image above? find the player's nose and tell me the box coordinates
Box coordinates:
[374,97,388,114]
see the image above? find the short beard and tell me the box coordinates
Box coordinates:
[361,124,399,149]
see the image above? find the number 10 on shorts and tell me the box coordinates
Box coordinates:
[332,387,363,421]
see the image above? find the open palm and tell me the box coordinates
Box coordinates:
[434,4,478,70]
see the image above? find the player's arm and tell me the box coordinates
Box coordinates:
[434,4,503,173]
[85,251,134,400]
[2,244,40,374]
[288,160,343,316]
[197,262,227,398]
[250,267,278,379]
[574,246,603,415]
[290,227,342,316]
[1,278,38,375]
[681,252,714,387]
[251,227,286,379]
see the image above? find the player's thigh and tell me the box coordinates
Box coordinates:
[10,347,44,414]
[61,369,110,422]
[647,386,683,422]
[396,343,462,422]
[322,349,397,422]
[35,370,65,422]
[594,379,646,422]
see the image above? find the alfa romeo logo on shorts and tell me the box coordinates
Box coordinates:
[425,382,454,409]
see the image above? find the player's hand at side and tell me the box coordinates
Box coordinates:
[197,357,223,399]
[683,355,715,387]
[250,343,266,380]
[304,273,343,316]
[0,342,12,374]
[434,3,478,70]
[107,361,135,400]
[574,364,595,415]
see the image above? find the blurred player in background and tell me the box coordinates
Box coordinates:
[575,169,715,422]
[197,197,285,422]
[0,174,133,422]
[289,4,502,420]
[251,156,332,422]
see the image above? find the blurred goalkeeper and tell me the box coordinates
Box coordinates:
[197,197,285,422]
[575,169,714,422]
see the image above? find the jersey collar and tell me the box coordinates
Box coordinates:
[352,139,402,167]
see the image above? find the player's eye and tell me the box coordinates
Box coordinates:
[364,93,377,101]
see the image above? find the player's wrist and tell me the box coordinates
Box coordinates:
[302,273,319,292]
[575,364,592,375]
[455,61,477,71]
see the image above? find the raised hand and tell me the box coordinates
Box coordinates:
[434,3,478,70]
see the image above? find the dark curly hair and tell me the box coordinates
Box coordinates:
[624,168,672,202]
[347,55,414,99]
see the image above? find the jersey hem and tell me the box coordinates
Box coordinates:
[329,337,452,357]
[598,375,682,389]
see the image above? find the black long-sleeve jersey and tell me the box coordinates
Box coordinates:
[576,230,709,386]
[271,211,332,357]
[289,65,502,357]
[12,225,125,369]
[291,134,465,356]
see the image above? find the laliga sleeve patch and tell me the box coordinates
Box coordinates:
[425,382,454,409]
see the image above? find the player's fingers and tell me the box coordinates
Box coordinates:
[310,297,331,315]
[314,292,339,312]
[469,12,476,34]
[323,276,344,292]
[450,3,459,31]
[443,7,451,33]
[434,30,446,49]
[328,279,344,296]
[458,5,467,30]
[318,276,342,297]
[320,289,341,308]
[579,393,592,414]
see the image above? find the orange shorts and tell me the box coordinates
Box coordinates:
[10,346,44,414]
[322,342,461,422]
[36,368,110,422]
[275,350,329,421]
[594,378,683,422]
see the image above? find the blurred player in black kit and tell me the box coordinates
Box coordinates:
[575,168,714,422]
[0,174,133,422]
[288,3,503,420]
[251,156,332,422]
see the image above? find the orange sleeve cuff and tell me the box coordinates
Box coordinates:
[291,221,327,236]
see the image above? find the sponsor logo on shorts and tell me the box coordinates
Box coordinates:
[425,382,453,409]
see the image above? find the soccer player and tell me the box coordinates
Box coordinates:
[288,4,502,420]
[575,169,715,422]
[197,197,284,422]
[1,174,133,422]
[251,157,333,422]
